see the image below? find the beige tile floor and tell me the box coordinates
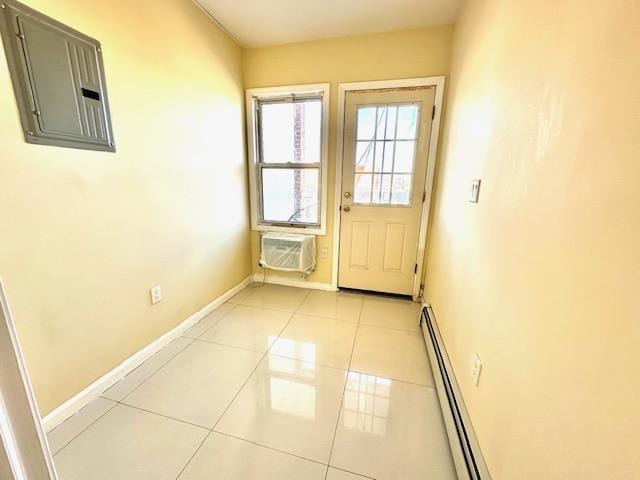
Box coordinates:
[48,284,456,480]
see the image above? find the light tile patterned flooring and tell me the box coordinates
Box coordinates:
[48,284,456,480]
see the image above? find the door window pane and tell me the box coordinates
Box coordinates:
[355,141,374,172]
[396,105,419,139]
[356,107,376,140]
[383,106,397,140]
[352,103,420,206]
[393,141,416,173]
[354,174,372,203]
[260,100,321,164]
[391,174,412,205]
[262,168,319,224]
[371,173,392,204]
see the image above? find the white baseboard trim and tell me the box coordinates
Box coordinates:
[252,272,335,291]
[42,275,253,432]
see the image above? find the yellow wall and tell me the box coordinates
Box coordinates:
[243,26,453,284]
[0,0,251,414]
[424,0,640,478]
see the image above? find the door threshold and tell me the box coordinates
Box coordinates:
[338,287,413,301]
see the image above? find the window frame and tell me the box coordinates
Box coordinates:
[246,83,330,235]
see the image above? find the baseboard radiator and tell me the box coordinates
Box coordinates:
[420,305,491,480]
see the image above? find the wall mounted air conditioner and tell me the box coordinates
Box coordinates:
[260,233,316,274]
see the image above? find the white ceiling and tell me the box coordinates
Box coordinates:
[196,0,462,48]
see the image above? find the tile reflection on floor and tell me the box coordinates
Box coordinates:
[49,284,455,480]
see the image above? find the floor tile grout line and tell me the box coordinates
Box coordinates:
[324,299,365,480]
[175,429,213,479]
[174,308,299,479]
[357,321,423,334]
[191,336,359,374]
[210,308,296,433]
[211,430,330,468]
[49,400,119,458]
[346,368,437,390]
[183,302,238,340]
[328,466,377,480]
[111,337,195,403]
[292,311,362,325]
[116,402,210,430]
[209,430,376,479]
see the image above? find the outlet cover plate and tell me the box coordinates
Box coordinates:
[469,179,481,203]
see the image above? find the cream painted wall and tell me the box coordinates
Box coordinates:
[0,0,251,414]
[424,0,640,478]
[242,26,453,285]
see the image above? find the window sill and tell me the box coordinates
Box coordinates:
[252,222,325,236]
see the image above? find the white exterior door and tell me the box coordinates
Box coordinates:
[338,87,436,295]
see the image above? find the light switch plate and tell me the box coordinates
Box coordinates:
[150,285,162,305]
[469,179,481,203]
[472,353,482,386]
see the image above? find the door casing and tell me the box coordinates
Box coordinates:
[331,77,446,300]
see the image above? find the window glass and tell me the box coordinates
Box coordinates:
[260,100,321,164]
[356,107,376,140]
[353,103,420,206]
[261,168,319,224]
[396,105,419,139]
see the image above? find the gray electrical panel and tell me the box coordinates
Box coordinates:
[0,0,115,151]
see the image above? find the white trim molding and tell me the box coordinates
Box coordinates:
[0,279,58,479]
[252,271,335,291]
[331,76,446,299]
[245,83,331,236]
[42,275,253,432]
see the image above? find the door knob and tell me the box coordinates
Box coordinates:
[344,192,351,198]
[343,205,351,212]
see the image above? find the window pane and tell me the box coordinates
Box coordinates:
[357,107,376,140]
[396,105,419,139]
[376,107,387,140]
[391,174,412,205]
[394,141,416,173]
[355,141,374,173]
[380,174,392,203]
[372,174,393,204]
[260,100,321,164]
[262,168,319,224]
[370,141,393,173]
[384,106,397,140]
[354,174,372,203]
[372,174,382,204]
[382,141,394,173]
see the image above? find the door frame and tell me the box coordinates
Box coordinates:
[0,279,58,479]
[331,76,446,300]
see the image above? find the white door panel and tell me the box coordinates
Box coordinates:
[338,88,436,295]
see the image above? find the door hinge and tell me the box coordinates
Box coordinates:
[422,191,426,202]
[432,105,436,120]
[414,264,418,274]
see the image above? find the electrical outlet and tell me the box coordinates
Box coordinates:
[469,179,481,203]
[320,247,329,259]
[471,353,482,386]
[150,285,162,305]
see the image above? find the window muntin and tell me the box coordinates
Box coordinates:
[353,103,420,206]
[257,96,323,227]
